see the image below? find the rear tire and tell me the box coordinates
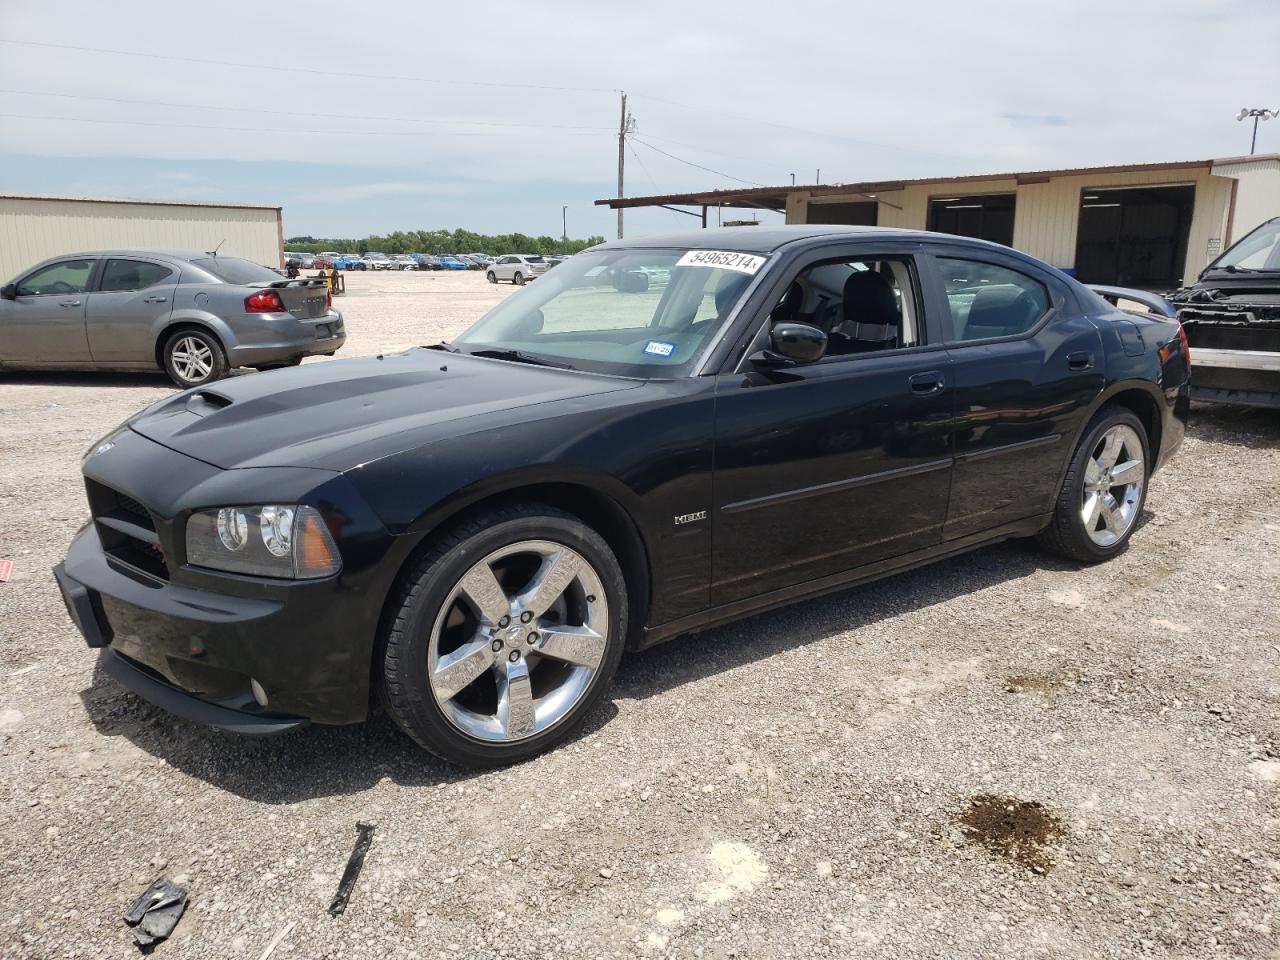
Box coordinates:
[486,271,497,284]
[1036,405,1149,563]
[162,328,228,388]
[513,272,525,286]
[380,502,627,767]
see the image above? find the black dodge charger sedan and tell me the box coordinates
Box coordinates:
[56,226,1191,765]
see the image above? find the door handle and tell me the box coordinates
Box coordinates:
[59,300,82,307]
[1067,351,1094,371]
[909,371,946,395]
[142,295,168,303]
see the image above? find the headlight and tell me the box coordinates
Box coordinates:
[185,504,341,579]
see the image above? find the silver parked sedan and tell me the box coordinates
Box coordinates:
[0,250,345,387]
[486,254,550,285]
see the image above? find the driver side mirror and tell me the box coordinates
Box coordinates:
[0,283,15,301]
[752,322,827,366]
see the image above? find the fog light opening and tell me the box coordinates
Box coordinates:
[250,678,269,707]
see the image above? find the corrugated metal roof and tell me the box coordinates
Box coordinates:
[0,192,280,211]
[596,155,1280,209]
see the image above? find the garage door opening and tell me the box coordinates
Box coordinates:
[806,201,877,226]
[927,193,1015,246]
[1073,185,1195,290]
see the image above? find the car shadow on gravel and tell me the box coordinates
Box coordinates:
[613,537,1080,701]
[77,657,620,802]
[1187,402,1280,450]
[1,370,173,389]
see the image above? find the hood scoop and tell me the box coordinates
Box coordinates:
[186,391,233,417]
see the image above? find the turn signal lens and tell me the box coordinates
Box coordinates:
[297,510,340,576]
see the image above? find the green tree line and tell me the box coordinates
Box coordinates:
[284,229,604,257]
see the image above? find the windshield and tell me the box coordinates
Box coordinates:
[1208,218,1280,273]
[192,257,284,285]
[453,247,764,377]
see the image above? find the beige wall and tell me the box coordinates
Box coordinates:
[0,197,283,282]
[788,166,1244,286]
[1212,157,1280,244]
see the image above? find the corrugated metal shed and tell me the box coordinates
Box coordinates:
[0,194,283,281]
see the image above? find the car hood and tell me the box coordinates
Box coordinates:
[129,348,640,471]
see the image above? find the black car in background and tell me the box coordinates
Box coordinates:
[56,226,1190,766]
[1168,216,1280,408]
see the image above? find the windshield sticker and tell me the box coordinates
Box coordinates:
[676,250,767,275]
[643,340,676,357]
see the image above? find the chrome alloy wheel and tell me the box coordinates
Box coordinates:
[427,540,609,743]
[171,336,214,383]
[1081,424,1144,547]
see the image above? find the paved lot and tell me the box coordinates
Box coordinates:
[1,270,1278,959]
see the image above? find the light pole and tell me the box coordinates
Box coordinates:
[561,205,568,242]
[1237,108,1278,155]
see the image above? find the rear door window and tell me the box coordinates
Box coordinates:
[16,259,95,296]
[936,258,1050,342]
[100,259,174,292]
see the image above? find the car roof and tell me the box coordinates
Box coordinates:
[27,248,261,265]
[591,224,1012,255]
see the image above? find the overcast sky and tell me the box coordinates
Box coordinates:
[1,0,1277,241]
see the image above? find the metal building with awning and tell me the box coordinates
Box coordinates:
[596,155,1280,290]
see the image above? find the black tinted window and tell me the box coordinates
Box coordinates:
[100,259,174,292]
[191,257,282,285]
[16,259,94,296]
[937,258,1050,342]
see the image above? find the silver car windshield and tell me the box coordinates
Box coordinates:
[453,247,764,377]
[1209,218,1280,273]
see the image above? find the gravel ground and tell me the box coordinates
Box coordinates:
[1,269,1278,959]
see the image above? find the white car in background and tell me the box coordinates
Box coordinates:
[486,255,549,285]
[361,252,393,271]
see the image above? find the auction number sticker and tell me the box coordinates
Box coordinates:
[676,250,767,275]
[643,340,676,357]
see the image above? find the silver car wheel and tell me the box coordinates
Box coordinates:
[1081,424,1144,547]
[170,336,214,383]
[427,539,609,743]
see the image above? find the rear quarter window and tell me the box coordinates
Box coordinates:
[191,257,283,285]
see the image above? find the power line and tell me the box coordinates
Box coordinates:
[0,112,606,140]
[0,88,613,133]
[632,91,957,159]
[0,38,614,95]
[629,137,764,188]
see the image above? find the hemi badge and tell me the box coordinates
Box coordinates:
[674,511,707,526]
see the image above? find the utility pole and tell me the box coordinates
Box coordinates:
[616,91,633,240]
[562,205,568,242]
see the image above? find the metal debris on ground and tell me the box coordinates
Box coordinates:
[328,821,376,916]
[122,876,188,950]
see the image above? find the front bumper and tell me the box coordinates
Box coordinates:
[58,428,403,731]
[1189,348,1280,407]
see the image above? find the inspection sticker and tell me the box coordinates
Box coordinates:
[676,250,767,275]
[643,340,676,357]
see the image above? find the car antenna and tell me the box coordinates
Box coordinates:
[206,238,226,257]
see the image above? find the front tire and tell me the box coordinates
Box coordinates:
[486,271,497,283]
[162,328,228,388]
[380,502,628,766]
[1037,405,1149,563]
